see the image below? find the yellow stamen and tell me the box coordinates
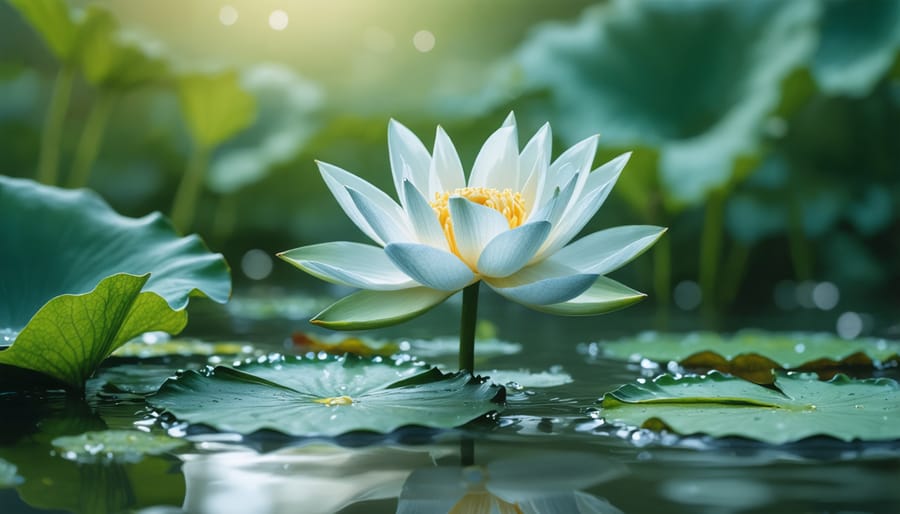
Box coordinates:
[313,395,353,406]
[430,187,526,258]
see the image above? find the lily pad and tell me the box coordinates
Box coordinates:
[112,338,255,359]
[482,368,574,390]
[52,430,185,464]
[0,458,21,488]
[149,355,505,437]
[0,176,230,389]
[595,331,900,383]
[601,373,900,444]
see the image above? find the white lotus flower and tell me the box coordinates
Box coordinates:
[280,113,664,330]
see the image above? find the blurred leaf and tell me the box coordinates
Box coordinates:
[75,7,167,91]
[176,71,256,149]
[8,0,79,62]
[207,64,322,194]
[601,373,900,443]
[149,355,505,437]
[512,0,818,206]
[0,176,231,389]
[812,0,900,97]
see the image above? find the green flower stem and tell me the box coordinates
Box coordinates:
[67,91,117,189]
[460,437,475,467]
[459,282,480,374]
[787,195,813,281]
[36,66,75,186]
[721,243,750,307]
[699,189,726,326]
[170,144,210,234]
[653,230,671,329]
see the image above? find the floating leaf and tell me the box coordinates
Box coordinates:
[482,368,574,389]
[511,0,817,206]
[52,430,185,464]
[595,331,900,383]
[0,458,21,488]
[112,338,255,359]
[291,332,399,358]
[0,176,230,389]
[149,355,505,437]
[601,373,900,443]
[92,363,186,396]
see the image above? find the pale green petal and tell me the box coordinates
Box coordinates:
[346,186,414,245]
[525,276,646,316]
[318,160,405,246]
[537,153,629,258]
[428,126,466,195]
[385,243,474,291]
[519,122,551,197]
[389,119,432,200]
[487,260,596,305]
[448,197,509,266]
[312,288,453,330]
[467,126,520,190]
[550,226,666,275]
[402,180,449,250]
[546,134,599,200]
[278,242,417,290]
[477,221,551,278]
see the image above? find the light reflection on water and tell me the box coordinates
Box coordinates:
[2,291,900,513]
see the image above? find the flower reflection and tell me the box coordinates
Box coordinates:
[397,451,624,514]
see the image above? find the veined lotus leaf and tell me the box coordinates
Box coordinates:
[601,373,900,443]
[0,458,20,488]
[512,0,818,207]
[595,331,900,383]
[149,355,505,437]
[52,430,185,463]
[0,176,230,389]
[812,0,900,97]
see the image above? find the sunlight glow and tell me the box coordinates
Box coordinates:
[269,9,289,31]
[219,5,238,26]
[413,30,435,52]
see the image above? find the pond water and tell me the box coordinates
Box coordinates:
[1,289,899,514]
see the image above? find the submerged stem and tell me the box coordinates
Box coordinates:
[37,66,75,186]
[459,282,480,374]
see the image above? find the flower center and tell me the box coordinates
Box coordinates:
[314,395,353,406]
[430,187,526,258]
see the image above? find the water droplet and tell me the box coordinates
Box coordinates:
[794,343,806,353]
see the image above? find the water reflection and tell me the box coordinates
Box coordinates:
[179,444,444,513]
[0,394,184,513]
[397,448,624,513]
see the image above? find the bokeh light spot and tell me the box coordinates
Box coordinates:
[241,249,274,280]
[673,280,702,311]
[269,10,289,31]
[219,5,238,26]
[836,311,863,340]
[812,281,840,311]
[413,30,436,52]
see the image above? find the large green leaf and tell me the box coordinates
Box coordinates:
[595,331,900,383]
[812,0,900,97]
[177,71,257,149]
[601,373,900,443]
[0,176,230,389]
[511,0,818,206]
[149,355,505,437]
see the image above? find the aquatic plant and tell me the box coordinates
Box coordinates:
[280,113,664,372]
